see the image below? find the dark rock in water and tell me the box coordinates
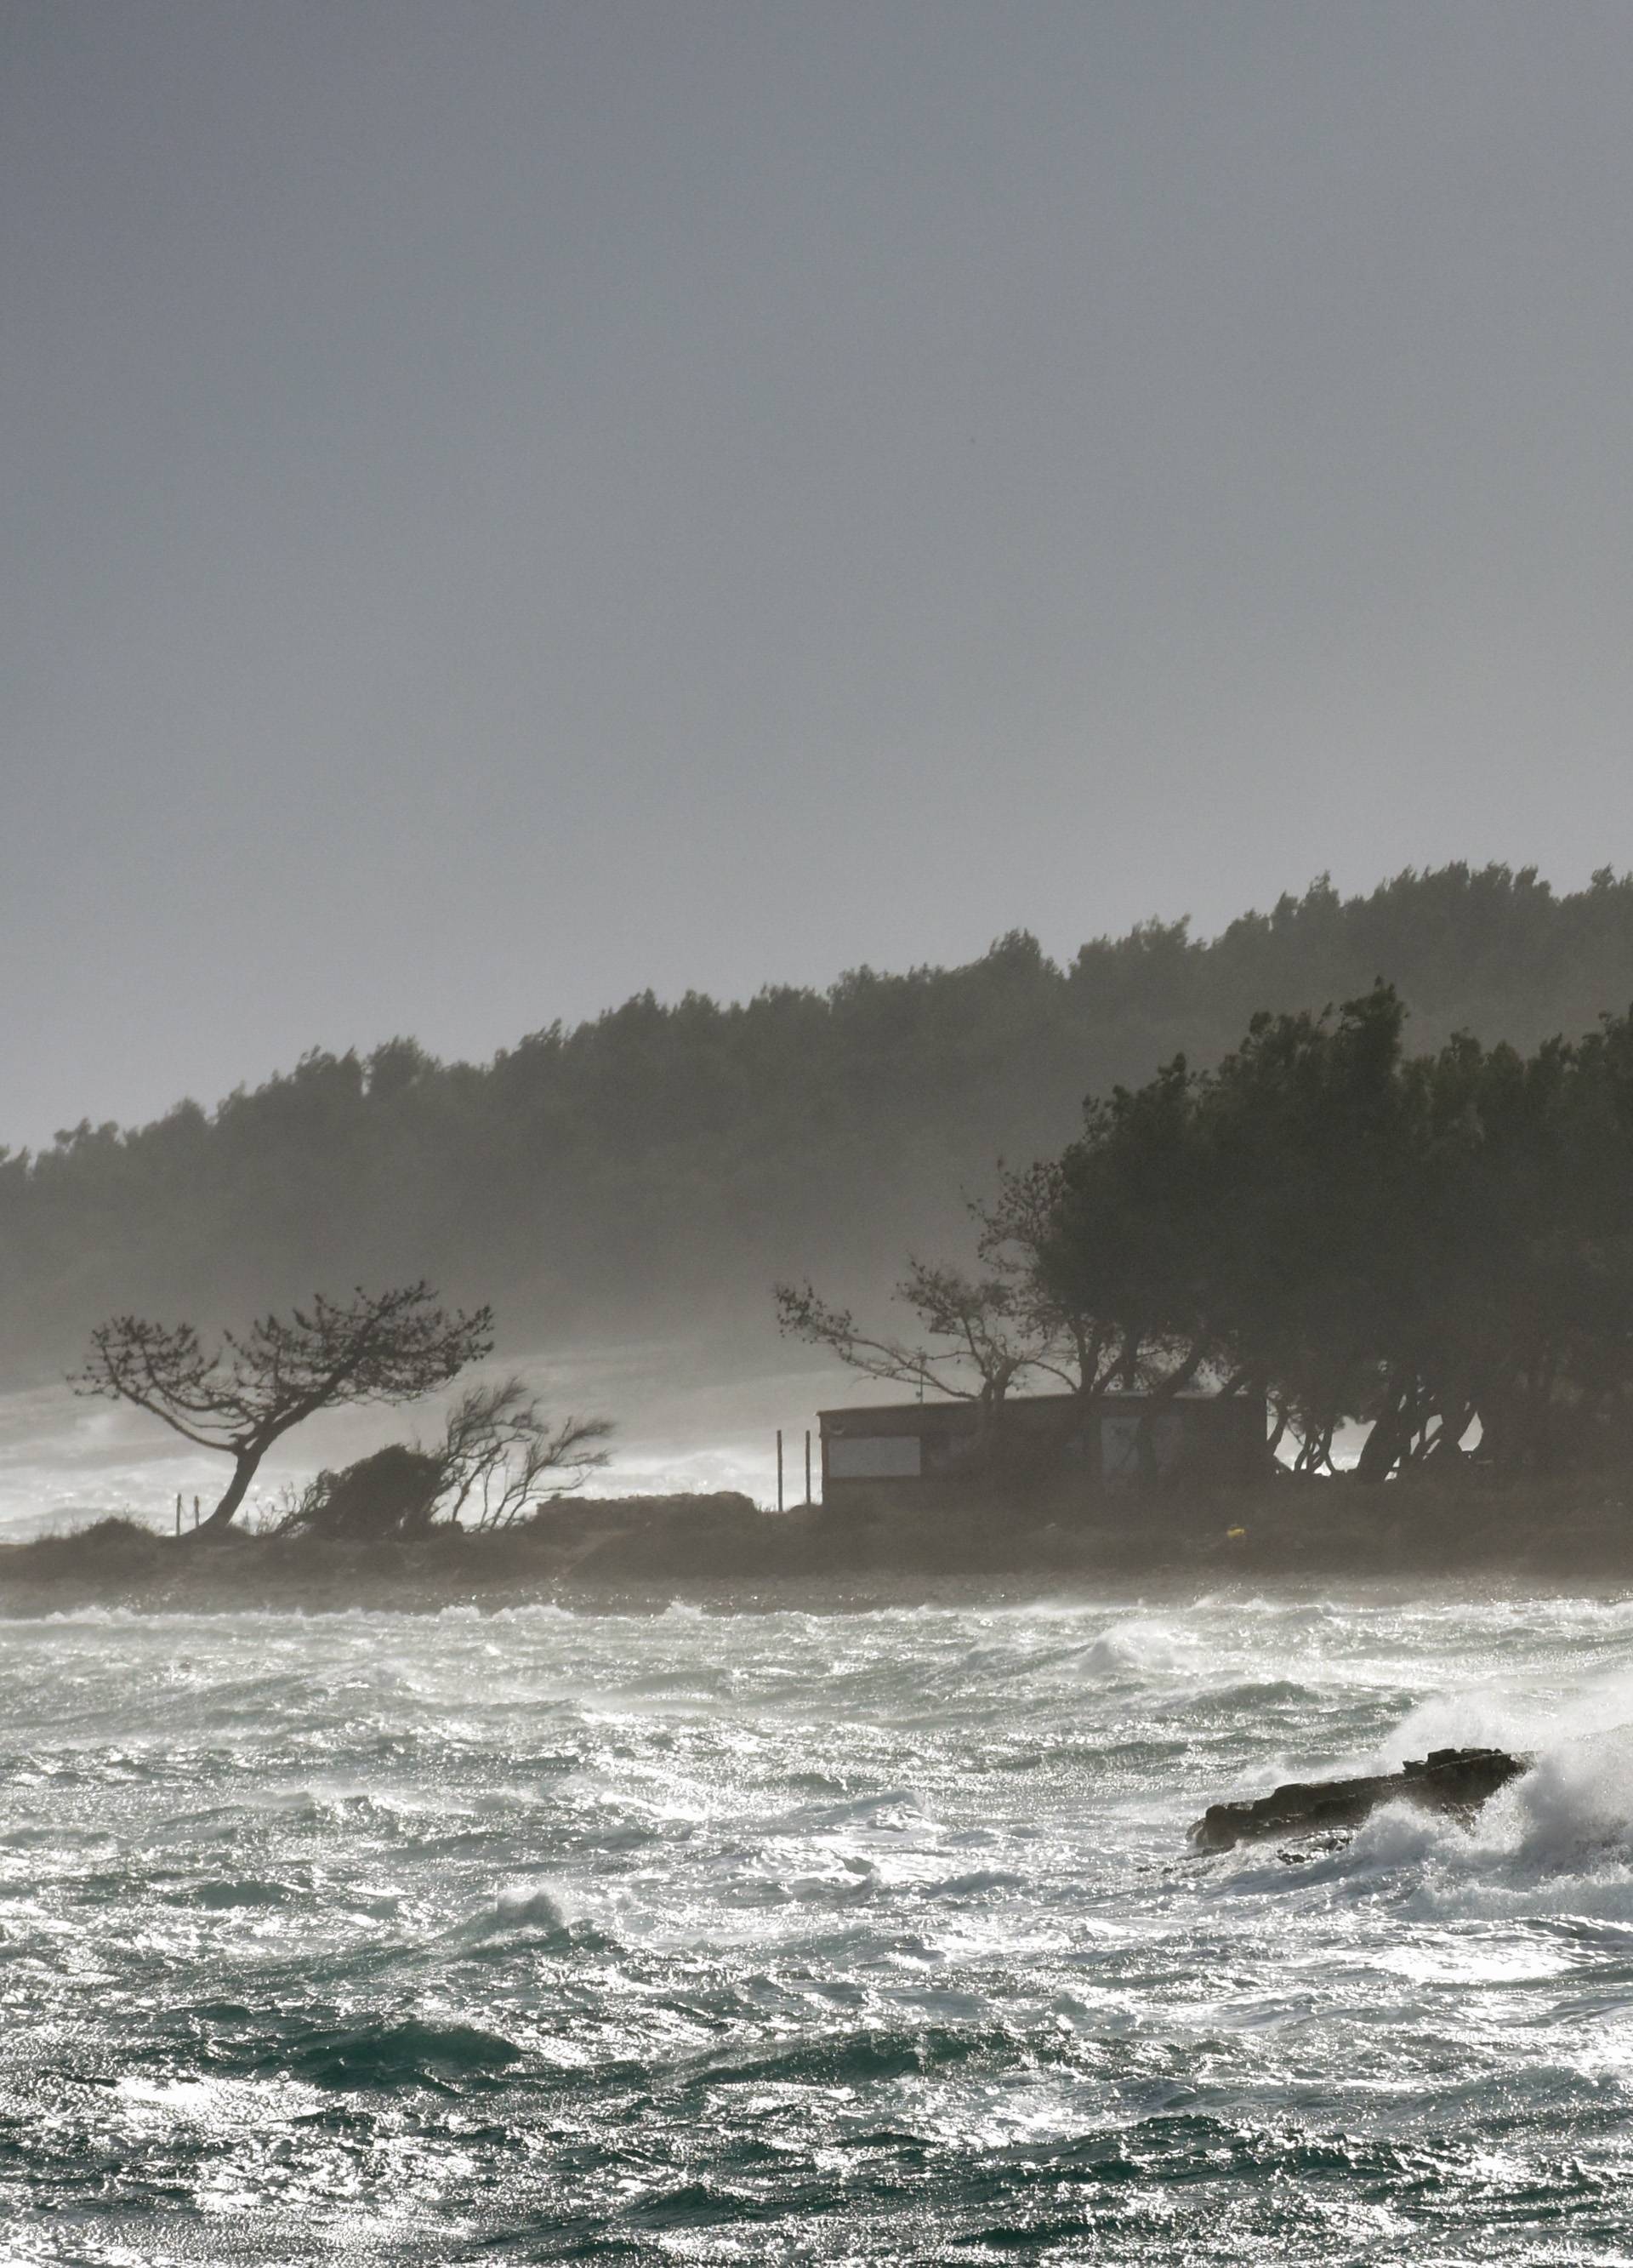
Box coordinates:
[1190,1745,1528,1852]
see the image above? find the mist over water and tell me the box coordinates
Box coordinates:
[7,1586,1633,2261]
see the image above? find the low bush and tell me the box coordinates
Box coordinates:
[2,1515,173,1580]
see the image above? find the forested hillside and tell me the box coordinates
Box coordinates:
[4,864,1631,1381]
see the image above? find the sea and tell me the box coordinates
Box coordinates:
[5,1587,1633,2263]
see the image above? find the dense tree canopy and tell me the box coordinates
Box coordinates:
[1032,987,1633,1479]
[788,980,1633,1483]
[7,864,1633,1380]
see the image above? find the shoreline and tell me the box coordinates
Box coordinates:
[5,1479,1633,1615]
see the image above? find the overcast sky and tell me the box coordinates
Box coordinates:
[4,1,1632,1144]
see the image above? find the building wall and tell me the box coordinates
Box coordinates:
[818,1393,1264,1496]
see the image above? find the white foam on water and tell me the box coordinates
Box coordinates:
[10,1581,1633,2260]
[1079,1617,1192,1675]
[453,1881,578,1940]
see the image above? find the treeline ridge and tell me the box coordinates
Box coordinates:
[4,863,1632,1378]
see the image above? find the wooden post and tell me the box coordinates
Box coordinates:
[193,1495,200,1530]
[175,1492,181,1537]
[776,1428,784,1513]
[805,1429,812,1506]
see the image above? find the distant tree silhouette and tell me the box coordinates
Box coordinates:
[10,863,1633,1381]
[73,1284,493,1531]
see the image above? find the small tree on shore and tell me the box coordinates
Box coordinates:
[73,1283,494,1531]
[276,1376,614,1541]
[435,1376,613,1527]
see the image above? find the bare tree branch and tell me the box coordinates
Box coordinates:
[432,1375,613,1527]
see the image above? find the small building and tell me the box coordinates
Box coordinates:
[818,1390,1265,1498]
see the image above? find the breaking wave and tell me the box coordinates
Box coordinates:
[4,1586,1633,2260]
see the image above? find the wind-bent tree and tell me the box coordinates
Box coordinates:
[774,1257,1077,1433]
[433,1376,613,1528]
[775,1156,1201,1437]
[73,1283,494,1531]
[277,1378,613,1542]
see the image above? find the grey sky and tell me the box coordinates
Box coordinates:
[5,1,1632,1146]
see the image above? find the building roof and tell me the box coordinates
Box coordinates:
[817,1390,1234,1425]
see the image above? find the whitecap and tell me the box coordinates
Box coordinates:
[1079,1619,1186,1675]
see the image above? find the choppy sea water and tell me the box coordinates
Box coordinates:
[6,1593,1633,2263]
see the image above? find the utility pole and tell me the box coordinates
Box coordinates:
[805,1429,812,1506]
[776,1428,784,1513]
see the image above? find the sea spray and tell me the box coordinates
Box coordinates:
[3,1587,1633,2260]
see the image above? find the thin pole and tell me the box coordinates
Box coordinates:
[776,1428,784,1513]
[175,1492,181,1537]
[805,1430,812,1506]
[193,1495,200,1530]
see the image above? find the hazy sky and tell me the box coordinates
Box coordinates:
[5,1,1633,1144]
